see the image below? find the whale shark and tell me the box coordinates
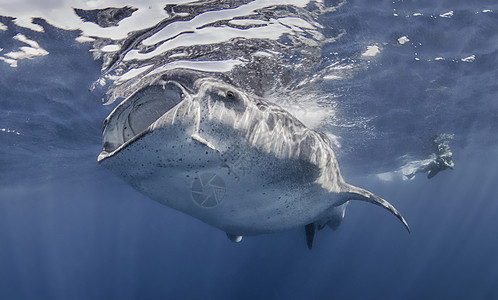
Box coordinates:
[98,68,410,249]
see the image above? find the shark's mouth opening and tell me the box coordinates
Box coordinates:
[99,82,185,159]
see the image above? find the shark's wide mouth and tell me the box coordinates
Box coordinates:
[98,82,186,160]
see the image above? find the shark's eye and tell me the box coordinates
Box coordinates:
[226,90,235,99]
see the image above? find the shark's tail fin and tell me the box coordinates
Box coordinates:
[343,184,410,233]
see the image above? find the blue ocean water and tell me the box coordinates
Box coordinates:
[1,1,498,299]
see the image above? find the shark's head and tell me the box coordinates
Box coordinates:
[97,69,265,161]
[98,68,306,163]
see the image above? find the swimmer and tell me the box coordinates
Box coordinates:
[405,134,455,179]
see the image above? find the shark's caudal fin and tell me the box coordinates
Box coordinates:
[343,185,411,233]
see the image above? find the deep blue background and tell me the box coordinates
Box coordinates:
[2,141,497,300]
[1,1,498,299]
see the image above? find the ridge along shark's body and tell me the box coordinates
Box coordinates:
[98,69,410,249]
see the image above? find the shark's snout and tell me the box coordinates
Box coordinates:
[99,81,187,161]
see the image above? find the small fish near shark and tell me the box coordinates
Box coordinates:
[98,69,410,249]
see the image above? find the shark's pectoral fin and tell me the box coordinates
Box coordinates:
[305,223,316,250]
[191,133,216,150]
[344,184,411,233]
[226,233,243,243]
